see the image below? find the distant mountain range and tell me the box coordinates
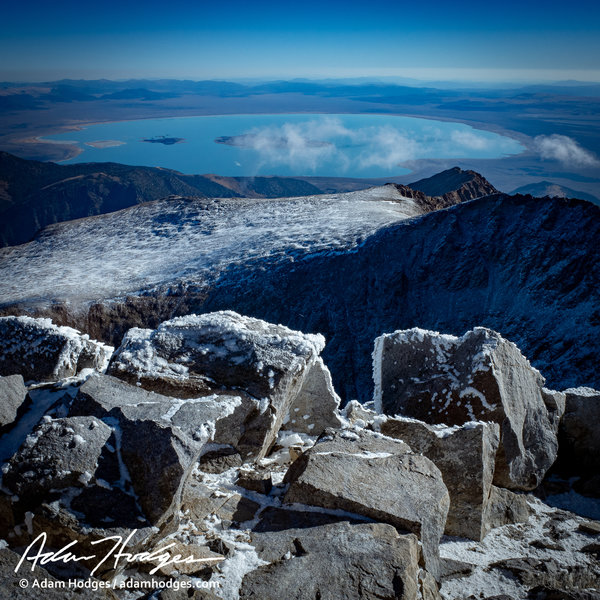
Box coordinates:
[0,152,497,247]
[511,181,599,205]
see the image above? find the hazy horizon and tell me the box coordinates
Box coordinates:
[1,0,599,83]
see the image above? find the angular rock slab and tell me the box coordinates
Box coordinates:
[483,485,530,536]
[2,416,114,508]
[69,373,247,525]
[373,326,558,491]
[0,415,154,556]
[241,521,424,600]
[557,387,600,475]
[108,311,337,458]
[0,316,113,382]
[378,416,500,540]
[283,428,449,580]
[0,374,27,429]
[283,356,343,435]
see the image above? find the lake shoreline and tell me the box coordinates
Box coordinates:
[33,113,526,178]
[0,108,529,167]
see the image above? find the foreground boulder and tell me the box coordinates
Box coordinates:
[283,428,449,580]
[373,327,558,491]
[0,374,27,429]
[241,521,430,600]
[0,415,153,556]
[556,387,600,476]
[108,311,340,457]
[69,373,247,524]
[0,316,113,382]
[377,416,501,540]
[282,356,343,434]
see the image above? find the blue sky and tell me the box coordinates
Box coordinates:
[1,0,599,82]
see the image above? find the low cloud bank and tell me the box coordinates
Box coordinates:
[229,117,515,173]
[534,134,599,168]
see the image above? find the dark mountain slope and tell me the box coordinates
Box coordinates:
[2,190,596,403]
[0,153,326,247]
[196,194,599,401]
[0,152,239,246]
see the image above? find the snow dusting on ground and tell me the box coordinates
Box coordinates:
[439,497,599,599]
[0,187,422,306]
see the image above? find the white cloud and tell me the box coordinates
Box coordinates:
[533,134,600,168]
[357,126,420,169]
[227,116,519,174]
[243,118,341,171]
[239,117,422,173]
[450,129,491,151]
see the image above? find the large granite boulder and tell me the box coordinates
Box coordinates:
[373,327,558,491]
[240,521,429,600]
[68,373,247,525]
[0,316,113,382]
[0,374,27,430]
[108,311,339,458]
[556,387,600,476]
[0,415,153,561]
[283,428,449,580]
[282,356,343,435]
[377,416,501,540]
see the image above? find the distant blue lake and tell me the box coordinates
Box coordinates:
[45,114,523,177]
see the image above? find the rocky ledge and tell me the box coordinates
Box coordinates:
[0,313,598,599]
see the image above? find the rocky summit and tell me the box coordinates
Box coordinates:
[0,182,598,404]
[0,163,598,599]
[0,311,598,599]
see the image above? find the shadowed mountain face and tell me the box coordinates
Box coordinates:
[1,184,597,402]
[195,194,600,400]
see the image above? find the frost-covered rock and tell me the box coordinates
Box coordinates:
[241,521,426,600]
[2,416,114,504]
[556,387,600,476]
[0,415,151,553]
[0,374,27,429]
[69,374,241,525]
[377,416,500,540]
[0,316,113,382]
[108,311,333,459]
[373,327,558,491]
[283,428,449,580]
[343,399,377,427]
[283,356,342,435]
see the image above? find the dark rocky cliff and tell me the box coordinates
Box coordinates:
[3,191,596,403]
[196,194,599,401]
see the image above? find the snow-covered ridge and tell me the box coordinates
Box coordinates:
[0,186,423,306]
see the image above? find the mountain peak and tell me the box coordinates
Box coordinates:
[409,167,497,204]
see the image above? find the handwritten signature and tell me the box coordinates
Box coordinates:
[14,530,224,576]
